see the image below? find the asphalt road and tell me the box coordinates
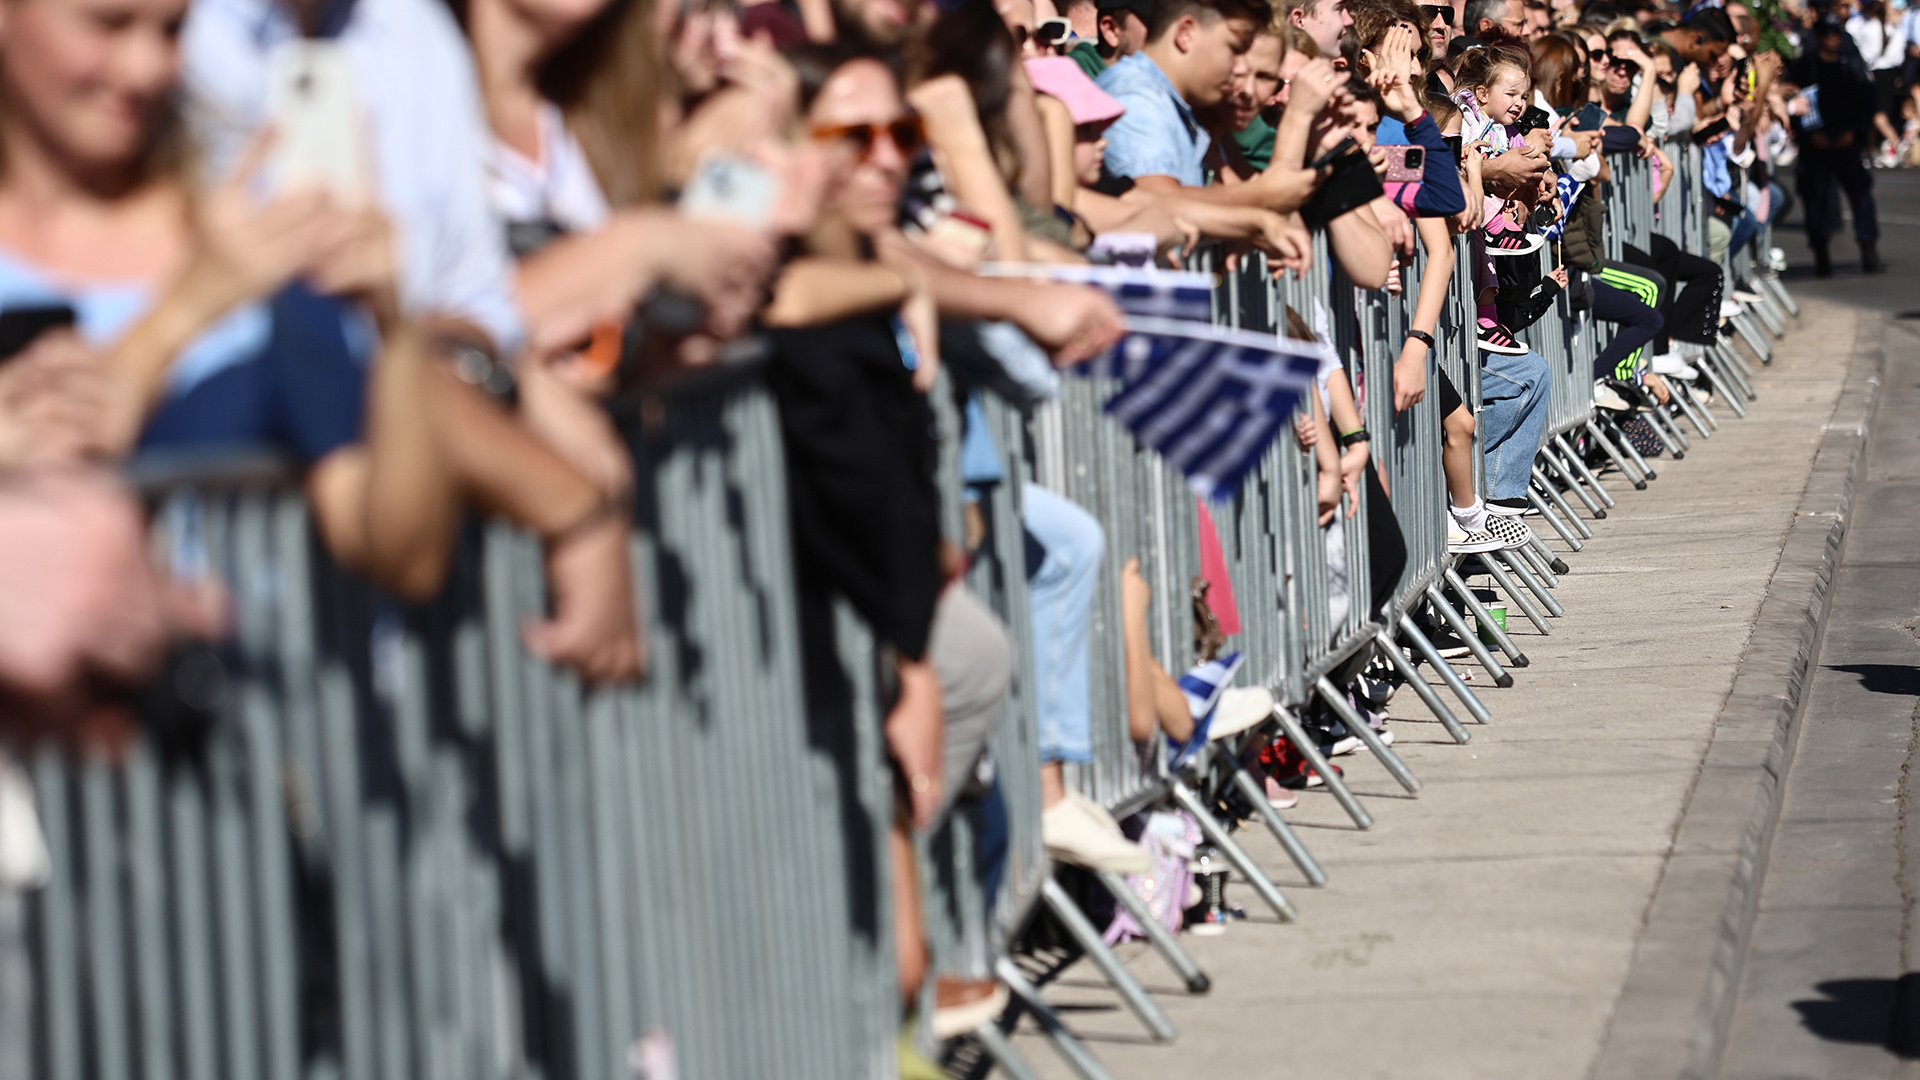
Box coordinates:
[1716,166,1920,1080]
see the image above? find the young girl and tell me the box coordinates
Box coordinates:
[1453,44,1539,251]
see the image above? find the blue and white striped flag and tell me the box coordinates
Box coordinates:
[1167,651,1245,765]
[978,263,1215,322]
[1092,318,1323,501]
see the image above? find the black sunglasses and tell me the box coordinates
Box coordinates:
[1419,4,1453,25]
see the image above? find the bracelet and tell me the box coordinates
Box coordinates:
[545,497,625,548]
[1406,329,1435,349]
[1339,428,1371,449]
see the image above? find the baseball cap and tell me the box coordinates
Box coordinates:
[1024,56,1128,126]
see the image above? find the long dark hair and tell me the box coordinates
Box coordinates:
[903,1,1019,181]
[1528,33,1586,108]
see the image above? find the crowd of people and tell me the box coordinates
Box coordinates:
[0,0,1864,1064]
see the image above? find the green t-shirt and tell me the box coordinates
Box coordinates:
[1069,40,1106,80]
[1232,116,1277,172]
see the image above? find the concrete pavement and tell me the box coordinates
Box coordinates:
[1008,292,1881,1078]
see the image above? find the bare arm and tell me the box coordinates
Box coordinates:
[909,75,1030,264]
[1325,205,1393,289]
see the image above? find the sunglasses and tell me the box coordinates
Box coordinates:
[1419,4,1453,24]
[810,116,927,160]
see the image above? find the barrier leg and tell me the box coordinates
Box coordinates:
[1669,378,1717,436]
[1514,542,1559,588]
[1731,310,1772,363]
[1094,870,1211,993]
[1645,402,1689,456]
[1039,878,1177,1041]
[995,958,1118,1080]
[1372,624,1474,743]
[1421,583,1512,688]
[1710,342,1758,403]
[1314,677,1419,794]
[1271,705,1373,829]
[1492,548,1563,617]
[1715,337,1756,381]
[970,1022,1046,1080]
[1573,425,1641,493]
[1601,414,1659,481]
[1701,349,1750,417]
[1548,436,1621,510]
[1475,554,1554,634]
[1758,272,1800,318]
[1534,463,1594,537]
[1748,290,1786,338]
[1443,570,1529,668]
[1399,612,1493,724]
[1530,472,1588,547]
[1226,759,1329,885]
[1168,779,1299,922]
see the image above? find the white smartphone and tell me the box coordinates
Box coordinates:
[678,151,778,228]
[264,41,368,204]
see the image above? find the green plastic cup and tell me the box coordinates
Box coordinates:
[1477,603,1508,645]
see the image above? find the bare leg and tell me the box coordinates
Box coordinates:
[1121,558,1193,743]
[1443,403,1477,510]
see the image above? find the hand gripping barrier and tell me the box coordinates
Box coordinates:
[5,365,903,1080]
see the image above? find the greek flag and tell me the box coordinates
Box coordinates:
[978,263,1215,321]
[1167,651,1245,766]
[1092,318,1323,501]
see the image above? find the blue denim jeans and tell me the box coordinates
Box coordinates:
[1479,348,1550,501]
[1023,484,1103,764]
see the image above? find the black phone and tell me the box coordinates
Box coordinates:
[1443,133,1464,158]
[1514,106,1552,134]
[1691,116,1732,145]
[0,303,76,364]
[1309,135,1359,170]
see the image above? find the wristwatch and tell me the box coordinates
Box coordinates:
[1406,329,1435,349]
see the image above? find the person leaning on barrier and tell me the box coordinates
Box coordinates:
[179,0,644,681]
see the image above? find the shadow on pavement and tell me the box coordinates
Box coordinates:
[1791,974,1920,1058]
[1825,663,1920,696]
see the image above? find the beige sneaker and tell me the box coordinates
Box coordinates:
[1043,798,1150,875]
[1207,686,1275,742]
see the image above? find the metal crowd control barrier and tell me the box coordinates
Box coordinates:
[8,366,903,1080]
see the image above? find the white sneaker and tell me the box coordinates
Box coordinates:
[1447,523,1503,554]
[1328,734,1362,757]
[1208,686,1274,742]
[1648,353,1700,380]
[1768,247,1788,273]
[1719,297,1744,318]
[1729,288,1765,304]
[1043,798,1150,874]
[1593,379,1631,412]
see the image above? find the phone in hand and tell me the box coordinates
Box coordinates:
[1691,115,1732,145]
[1382,145,1426,183]
[0,304,76,366]
[265,42,368,204]
[1514,105,1552,135]
[679,151,779,228]
[1310,135,1359,171]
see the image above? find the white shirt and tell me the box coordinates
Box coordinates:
[1849,12,1907,71]
[183,0,525,353]
[487,103,611,233]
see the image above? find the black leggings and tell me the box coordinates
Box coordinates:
[1624,236,1722,352]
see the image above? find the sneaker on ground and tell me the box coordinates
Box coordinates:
[1476,317,1528,355]
[931,977,1010,1039]
[1377,726,1396,746]
[1327,734,1362,757]
[1593,379,1631,412]
[1481,513,1533,550]
[1208,685,1274,742]
[1448,522,1504,554]
[1719,297,1743,318]
[1042,797,1150,874]
[1263,775,1300,809]
[1487,497,1536,517]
